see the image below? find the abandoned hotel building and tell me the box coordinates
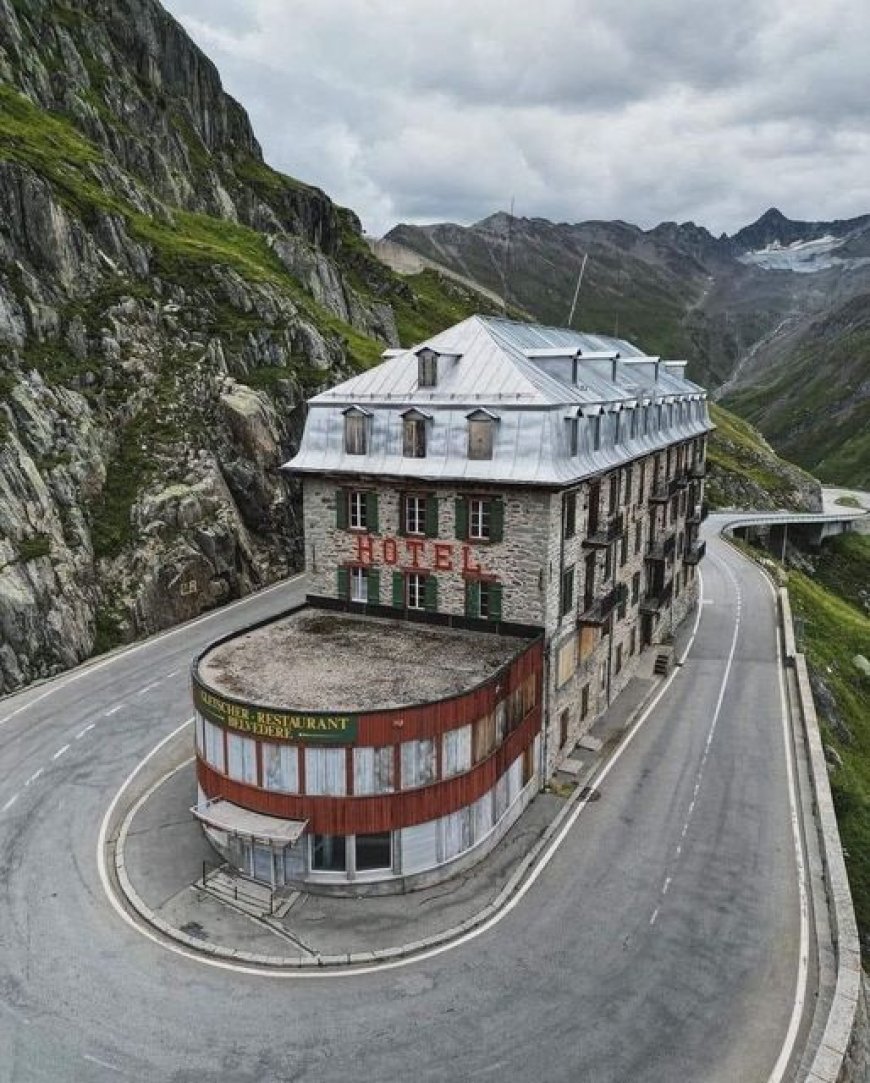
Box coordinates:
[191,315,712,892]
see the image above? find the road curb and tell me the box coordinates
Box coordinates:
[108,675,669,972]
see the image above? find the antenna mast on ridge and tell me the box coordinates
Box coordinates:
[566,252,588,328]
[502,196,515,315]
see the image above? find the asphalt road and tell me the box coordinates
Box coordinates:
[0,539,806,1083]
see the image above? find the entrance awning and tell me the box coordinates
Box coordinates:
[192,799,308,847]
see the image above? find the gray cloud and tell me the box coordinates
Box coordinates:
[162,0,870,236]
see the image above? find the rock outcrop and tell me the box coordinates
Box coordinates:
[0,0,413,693]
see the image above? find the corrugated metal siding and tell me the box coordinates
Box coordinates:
[198,705,541,835]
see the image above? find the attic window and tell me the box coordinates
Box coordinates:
[402,409,431,458]
[343,406,371,455]
[466,409,498,461]
[418,348,439,388]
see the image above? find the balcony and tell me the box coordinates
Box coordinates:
[683,539,706,565]
[674,471,690,490]
[648,476,679,503]
[640,578,674,614]
[689,460,706,479]
[646,531,676,562]
[583,512,626,548]
[578,585,620,626]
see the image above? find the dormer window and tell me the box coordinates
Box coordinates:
[402,408,431,458]
[343,406,371,455]
[466,409,498,461]
[417,348,439,388]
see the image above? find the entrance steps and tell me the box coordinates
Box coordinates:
[196,867,297,920]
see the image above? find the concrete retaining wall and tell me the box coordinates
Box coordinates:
[778,588,866,1082]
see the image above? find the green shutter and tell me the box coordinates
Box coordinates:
[337,567,349,599]
[392,571,405,609]
[455,497,468,540]
[465,580,480,619]
[367,569,380,605]
[489,497,504,542]
[336,489,348,530]
[366,491,379,533]
[424,575,438,612]
[488,583,503,621]
[425,495,439,538]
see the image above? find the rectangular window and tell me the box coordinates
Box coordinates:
[227,733,257,785]
[495,701,507,744]
[353,747,394,795]
[557,637,577,687]
[442,725,472,778]
[559,708,570,748]
[350,566,367,603]
[468,418,493,460]
[569,418,579,456]
[604,545,613,582]
[262,743,298,793]
[619,533,628,567]
[401,738,437,788]
[203,719,225,773]
[304,747,346,796]
[474,712,497,761]
[442,808,473,860]
[403,416,426,458]
[355,832,392,871]
[630,627,637,656]
[615,643,623,675]
[418,352,438,387]
[312,834,346,872]
[405,494,426,535]
[625,466,633,505]
[469,498,490,540]
[638,462,645,503]
[608,474,619,514]
[591,415,601,452]
[581,683,590,720]
[349,491,367,530]
[407,572,426,610]
[634,520,643,554]
[564,492,577,539]
[344,414,367,455]
[632,571,640,605]
[560,565,575,617]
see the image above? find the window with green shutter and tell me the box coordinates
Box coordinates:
[425,495,439,538]
[337,567,349,599]
[336,489,348,530]
[465,580,480,619]
[487,583,503,621]
[455,497,468,540]
[367,569,380,605]
[424,575,438,612]
[489,497,504,542]
[365,491,379,533]
[392,571,405,609]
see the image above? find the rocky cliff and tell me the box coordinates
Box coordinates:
[0,0,502,694]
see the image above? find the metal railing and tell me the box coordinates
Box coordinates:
[201,859,276,916]
[639,578,674,614]
[683,539,706,565]
[646,530,676,561]
[648,476,680,503]
[689,460,706,479]
[583,512,625,547]
[578,585,620,625]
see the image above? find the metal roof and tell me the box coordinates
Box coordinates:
[286,315,713,487]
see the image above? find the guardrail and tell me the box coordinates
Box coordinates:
[778,588,863,1082]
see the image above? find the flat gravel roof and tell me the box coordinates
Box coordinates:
[197,609,530,712]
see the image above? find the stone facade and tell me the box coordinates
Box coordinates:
[303,433,708,781]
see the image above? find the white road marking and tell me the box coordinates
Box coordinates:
[0,573,303,728]
[82,1053,124,1074]
[105,705,123,717]
[97,566,710,979]
[649,907,659,926]
[76,723,95,740]
[675,844,682,857]
[52,744,70,761]
[136,681,161,697]
[2,793,19,813]
[662,876,671,895]
[25,768,43,787]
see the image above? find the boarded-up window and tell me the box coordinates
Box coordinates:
[557,638,577,687]
[495,701,507,744]
[472,789,494,843]
[262,743,298,793]
[442,725,472,778]
[403,415,426,458]
[579,624,597,661]
[305,747,346,796]
[441,807,473,860]
[467,418,494,460]
[203,718,224,773]
[353,746,395,795]
[474,712,496,761]
[227,732,257,785]
[344,413,367,454]
[401,819,439,874]
[401,738,436,789]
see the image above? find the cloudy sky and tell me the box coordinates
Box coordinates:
[162,0,870,238]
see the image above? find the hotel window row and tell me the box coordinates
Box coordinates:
[195,678,536,796]
[337,566,503,620]
[343,408,498,461]
[336,490,504,542]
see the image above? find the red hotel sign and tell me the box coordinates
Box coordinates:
[353,534,486,575]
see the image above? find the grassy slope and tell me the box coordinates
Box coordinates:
[705,403,819,509]
[788,534,870,941]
